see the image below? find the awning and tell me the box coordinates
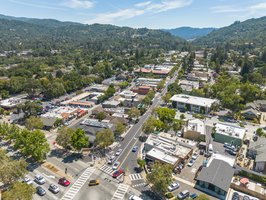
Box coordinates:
[240,178,249,185]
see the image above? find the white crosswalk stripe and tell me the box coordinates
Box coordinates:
[100,164,114,175]
[132,183,146,188]
[129,173,143,181]
[61,167,95,200]
[111,184,129,200]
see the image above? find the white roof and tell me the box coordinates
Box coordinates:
[146,148,179,165]
[170,94,218,108]
[215,123,245,139]
[186,119,205,135]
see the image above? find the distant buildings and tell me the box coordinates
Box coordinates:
[170,94,218,114]
[131,86,152,95]
[0,95,27,109]
[213,123,246,147]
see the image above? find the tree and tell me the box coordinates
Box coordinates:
[25,116,44,130]
[0,150,27,186]
[96,112,106,121]
[95,129,114,148]
[173,119,183,132]
[146,162,173,194]
[137,158,146,170]
[162,93,172,104]
[256,128,266,137]
[180,114,185,120]
[71,128,89,151]
[157,79,165,90]
[19,101,43,117]
[142,117,156,134]
[2,182,35,200]
[15,129,50,162]
[114,122,126,136]
[56,127,74,149]
[128,107,140,119]
[195,194,210,200]
[156,107,176,124]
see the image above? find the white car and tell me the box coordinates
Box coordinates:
[107,155,116,164]
[115,149,123,156]
[187,159,194,167]
[168,181,180,192]
[48,184,60,194]
[23,177,33,185]
[191,153,198,160]
[129,195,143,200]
[34,175,46,185]
[112,161,120,170]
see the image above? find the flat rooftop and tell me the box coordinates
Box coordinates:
[186,119,205,135]
[170,94,218,108]
[146,148,179,165]
[215,123,246,139]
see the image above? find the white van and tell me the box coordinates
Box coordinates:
[208,144,213,155]
[129,195,143,200]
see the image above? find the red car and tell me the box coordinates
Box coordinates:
[112,169,125,178]
[58,177,70,186]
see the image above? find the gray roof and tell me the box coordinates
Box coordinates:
[249,137,266,162]
[197,159,234,191]
[40,116,57,127]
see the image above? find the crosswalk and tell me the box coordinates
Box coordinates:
[132,182,146,188]
[111,184,129,200]
[61,167,95,200]
[100,164,114,175]
[129,173,143,181]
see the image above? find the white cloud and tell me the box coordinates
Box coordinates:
[86,0,192,24]
[62,0,94,9]
[211,5,245,13]
[249,2,266,11]
[7,0,65,10]
[86,8,145,24]
[135,1,152,8]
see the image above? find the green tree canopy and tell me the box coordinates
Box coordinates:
[25,116,44,130]
[71,128,89,151]
[56,127,74,149]
[2,182,35,200]
[95,129,114,148]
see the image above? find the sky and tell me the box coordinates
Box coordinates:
[0,0,266,29]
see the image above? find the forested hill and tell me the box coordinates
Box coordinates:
[194,16,266,47]
[0,15,186,51]
[163,27,215,40]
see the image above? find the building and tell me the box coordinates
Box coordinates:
[136,78,162,88]
[170,94,218,114]
[102,100,120,108]
[246,100,266,112]
[247,137,266,174]
[144,134,194,167]
[119,90,137,99]
[241,108,260,120]
[131,86,151,95]
[195,159,235,200]
[88,84,108,92]
[179,80,200,93]
[213,123,245,147]
[40,116,58,130]
[0,97,27,109]
[183,119,205,141]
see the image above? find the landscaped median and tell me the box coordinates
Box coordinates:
[42,162,73,181]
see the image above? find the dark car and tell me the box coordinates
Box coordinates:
[112,169,125,178]
[190,193,198,199]
[231,192,239,200]
[243,196,250,200]
[36,186,46,196]
[132,145,138,152]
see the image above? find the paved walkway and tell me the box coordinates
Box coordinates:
[173,175,195,187]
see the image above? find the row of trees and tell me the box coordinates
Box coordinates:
[0,123,50,161]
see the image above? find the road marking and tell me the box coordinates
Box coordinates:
[60,167,95,200]
[132,183,147,188]
[191,168,197,173]
[99,164,114,175]
[129,173,143,181]
[111,184,129,200]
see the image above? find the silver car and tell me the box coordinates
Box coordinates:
[48,184,60,194]
[115,149,123,156]
[34,175,46,185]
[168,181,180,192]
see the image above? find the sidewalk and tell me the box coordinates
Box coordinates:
[173,175,195,187]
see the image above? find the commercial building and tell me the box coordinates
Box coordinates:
[131,86,151,95]
[170,94,218,114]
[213,123,245,147]
[88,84,108,93]
[136,78,162,88]
[102,100,120,108]
[179,80,199,93]
[247,137,266,174]
[195,159,235,200]
[183,119,205,141]
[144,134,194,167]
[0,96,27,109]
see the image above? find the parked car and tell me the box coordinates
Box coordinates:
[132,145,138,152]
[168,181,180,192]
[107,155,116,164]
[112,161,120,170]
[112,169,125,178]
[88,179,100,186]
[58,177,70,186]
[115,149,123,156]
[48,184,60,194]
[23,177,33,185]
[177,190,190,200]
[187,159,194,167]
[199,149,205,155]
[190,193,198,199]
[129,195,143,200]
[231,192,239,200]
[191,153,198,160]
[36,186,46,196]
[34,175,46,185]
[243,195,250,200]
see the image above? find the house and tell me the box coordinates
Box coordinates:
[213,123,245,147]
[131,86,151,95]
[241,108,260,120]
[195,159,235,200]
[40,116,58,130]
[179,80,200,93]
[170,94,218,114]
[183,119,205,141]
[247,137,266,174]
[246,100,266,112]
